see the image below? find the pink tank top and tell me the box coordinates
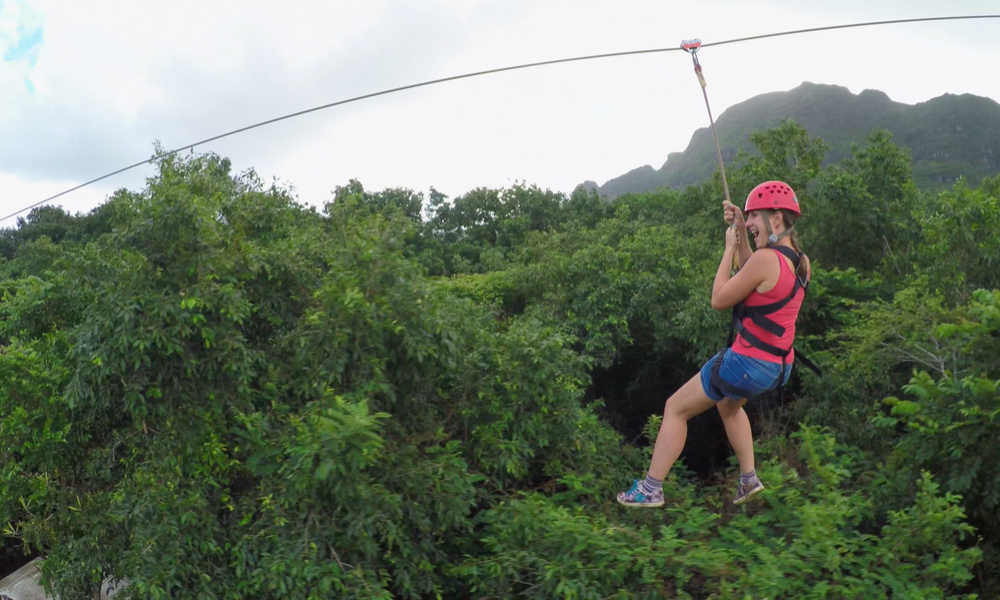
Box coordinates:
[731,248,807,364]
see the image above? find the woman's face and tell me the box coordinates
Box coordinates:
[745,210,767,247]
[745,210,781,247]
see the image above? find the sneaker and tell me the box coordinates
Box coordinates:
[733,475,764,505]
[616,479,664,508]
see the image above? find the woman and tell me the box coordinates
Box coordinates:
[617,180,811,508]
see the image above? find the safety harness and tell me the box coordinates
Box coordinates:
[708,245,823,400]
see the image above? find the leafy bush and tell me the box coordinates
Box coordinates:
[458,427,981,599]
[0,120,997,597]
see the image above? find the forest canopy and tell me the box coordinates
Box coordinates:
[0,121,997,598]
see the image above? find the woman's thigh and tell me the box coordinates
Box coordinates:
[665,373,719,421]
[716,397,747,419]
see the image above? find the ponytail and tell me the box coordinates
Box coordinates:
[779,209,810,280]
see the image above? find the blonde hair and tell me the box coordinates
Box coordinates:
[777,209,809,280]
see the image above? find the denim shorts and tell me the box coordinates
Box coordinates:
[699,348,792,402]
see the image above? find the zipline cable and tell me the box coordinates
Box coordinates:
[699,15,1000,49]
[3,13,999,226]
[681,39,741,273]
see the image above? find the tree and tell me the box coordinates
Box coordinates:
[805,129,919,273]
[729,119,830,201]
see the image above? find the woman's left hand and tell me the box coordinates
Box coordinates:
[725,225,739,252]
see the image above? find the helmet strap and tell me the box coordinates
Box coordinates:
[763,215,794,246]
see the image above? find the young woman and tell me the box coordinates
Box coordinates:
[617,180,811,508]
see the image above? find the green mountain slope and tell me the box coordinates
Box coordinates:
[586,82,1000,196]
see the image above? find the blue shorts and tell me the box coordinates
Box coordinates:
[699,348,792,402]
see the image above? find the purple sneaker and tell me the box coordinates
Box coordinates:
[733,475,764,505]
[616,479,664,508]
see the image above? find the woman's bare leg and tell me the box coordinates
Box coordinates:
[647,373,718,479]
[717,398,754,474]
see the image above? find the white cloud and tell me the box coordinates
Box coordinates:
[0,170,113,222]
[0,0,43,103]
[1,0,998,224]
[0,0,43,46]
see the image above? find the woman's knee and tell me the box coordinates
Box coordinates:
[664,397,687,420]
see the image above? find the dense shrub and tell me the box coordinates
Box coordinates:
[0,119,996,597]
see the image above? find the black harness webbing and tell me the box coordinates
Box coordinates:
[708,246,822,401]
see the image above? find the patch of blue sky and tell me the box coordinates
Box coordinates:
[4,25,43,65]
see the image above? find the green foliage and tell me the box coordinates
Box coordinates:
[491,216,722,369]
[0,151,634,598]
[0,203,117,261]
[328,178,424,222]
[876,290,1000,537]
[882,371,1000,529]
[0,117,998,596]
[806,129,919,273]
[730,119,830,198]
[423,183,571,275]
[914,182,1000,298]
[458,427,980,599]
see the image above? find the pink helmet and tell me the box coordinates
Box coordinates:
[745,181,800,215]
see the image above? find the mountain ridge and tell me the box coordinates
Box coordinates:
[584,82,1000,197]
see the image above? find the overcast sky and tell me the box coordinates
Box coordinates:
[1,0,998,224]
